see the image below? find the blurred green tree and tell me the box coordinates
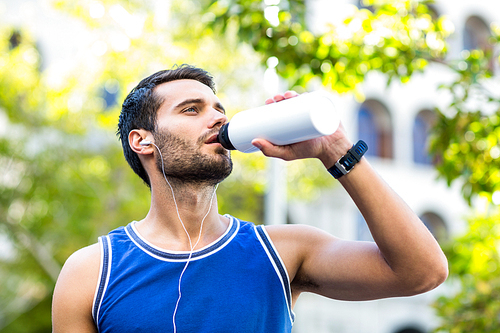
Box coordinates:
[0,0,270,331]
[0,25,153,331]
[433,210,500,332]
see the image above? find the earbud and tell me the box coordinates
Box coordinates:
[140,140,152,146]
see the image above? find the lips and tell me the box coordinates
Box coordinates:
[205,133,220,144]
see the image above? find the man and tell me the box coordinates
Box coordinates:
[52,65,448,332]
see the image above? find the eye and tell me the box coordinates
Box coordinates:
[183,106,198,114]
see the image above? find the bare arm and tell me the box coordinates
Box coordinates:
[52,244,100,333]
[255,92,448,302]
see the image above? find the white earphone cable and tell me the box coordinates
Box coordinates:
[151,142,218,333]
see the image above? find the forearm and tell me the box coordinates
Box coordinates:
[337,158,448,292]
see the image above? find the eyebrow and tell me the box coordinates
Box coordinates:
[174,98,226,114]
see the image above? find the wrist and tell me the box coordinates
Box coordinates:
[318,139,354,169]
[326,140,368,179]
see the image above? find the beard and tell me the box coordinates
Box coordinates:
[152,130,233,186]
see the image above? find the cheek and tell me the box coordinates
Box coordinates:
[158,122,197,140]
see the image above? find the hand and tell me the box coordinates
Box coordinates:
[251,91,353,168]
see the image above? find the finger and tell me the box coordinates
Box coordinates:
[265,94,284,104]
[283,91,299,99]
[252,139,293,160]
[272,94,285,102]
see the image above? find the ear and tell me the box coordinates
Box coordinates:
[129,129,154,155]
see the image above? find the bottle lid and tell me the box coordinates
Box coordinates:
[217,123,236,150]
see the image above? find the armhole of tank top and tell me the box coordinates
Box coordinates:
[254,225,295,325]
[92,235,112,328]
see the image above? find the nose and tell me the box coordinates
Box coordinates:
[209,108,228,129]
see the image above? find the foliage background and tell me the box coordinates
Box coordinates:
[0,0,499,332]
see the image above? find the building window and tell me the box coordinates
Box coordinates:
[413,109,436,165]
[420,211,448,243]
[357,99,393,159]
[463,15,491,51]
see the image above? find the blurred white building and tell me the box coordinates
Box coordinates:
[289,1,499,332]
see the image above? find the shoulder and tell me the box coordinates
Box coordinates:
[61,242,101,280]
[261,224,343,301]
[54,242,101,304]
[52,243,101,332]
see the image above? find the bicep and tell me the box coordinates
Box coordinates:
[289,227,405,301]
[52,244,100,333]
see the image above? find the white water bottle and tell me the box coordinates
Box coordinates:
[218,91,340,153]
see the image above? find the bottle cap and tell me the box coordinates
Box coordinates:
[217,123,236,150]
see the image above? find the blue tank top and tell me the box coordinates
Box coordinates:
[92,216,295,332]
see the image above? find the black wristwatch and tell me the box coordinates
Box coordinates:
[327,140,368,179]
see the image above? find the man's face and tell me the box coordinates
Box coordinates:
[151,79,233,185]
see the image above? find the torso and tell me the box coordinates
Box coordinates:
[91,217,295,332]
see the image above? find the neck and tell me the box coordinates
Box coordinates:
[137,176,226,251]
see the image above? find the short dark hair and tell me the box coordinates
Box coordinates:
[117,64,216,187]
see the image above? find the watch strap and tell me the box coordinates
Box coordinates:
[327,140,368,179]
